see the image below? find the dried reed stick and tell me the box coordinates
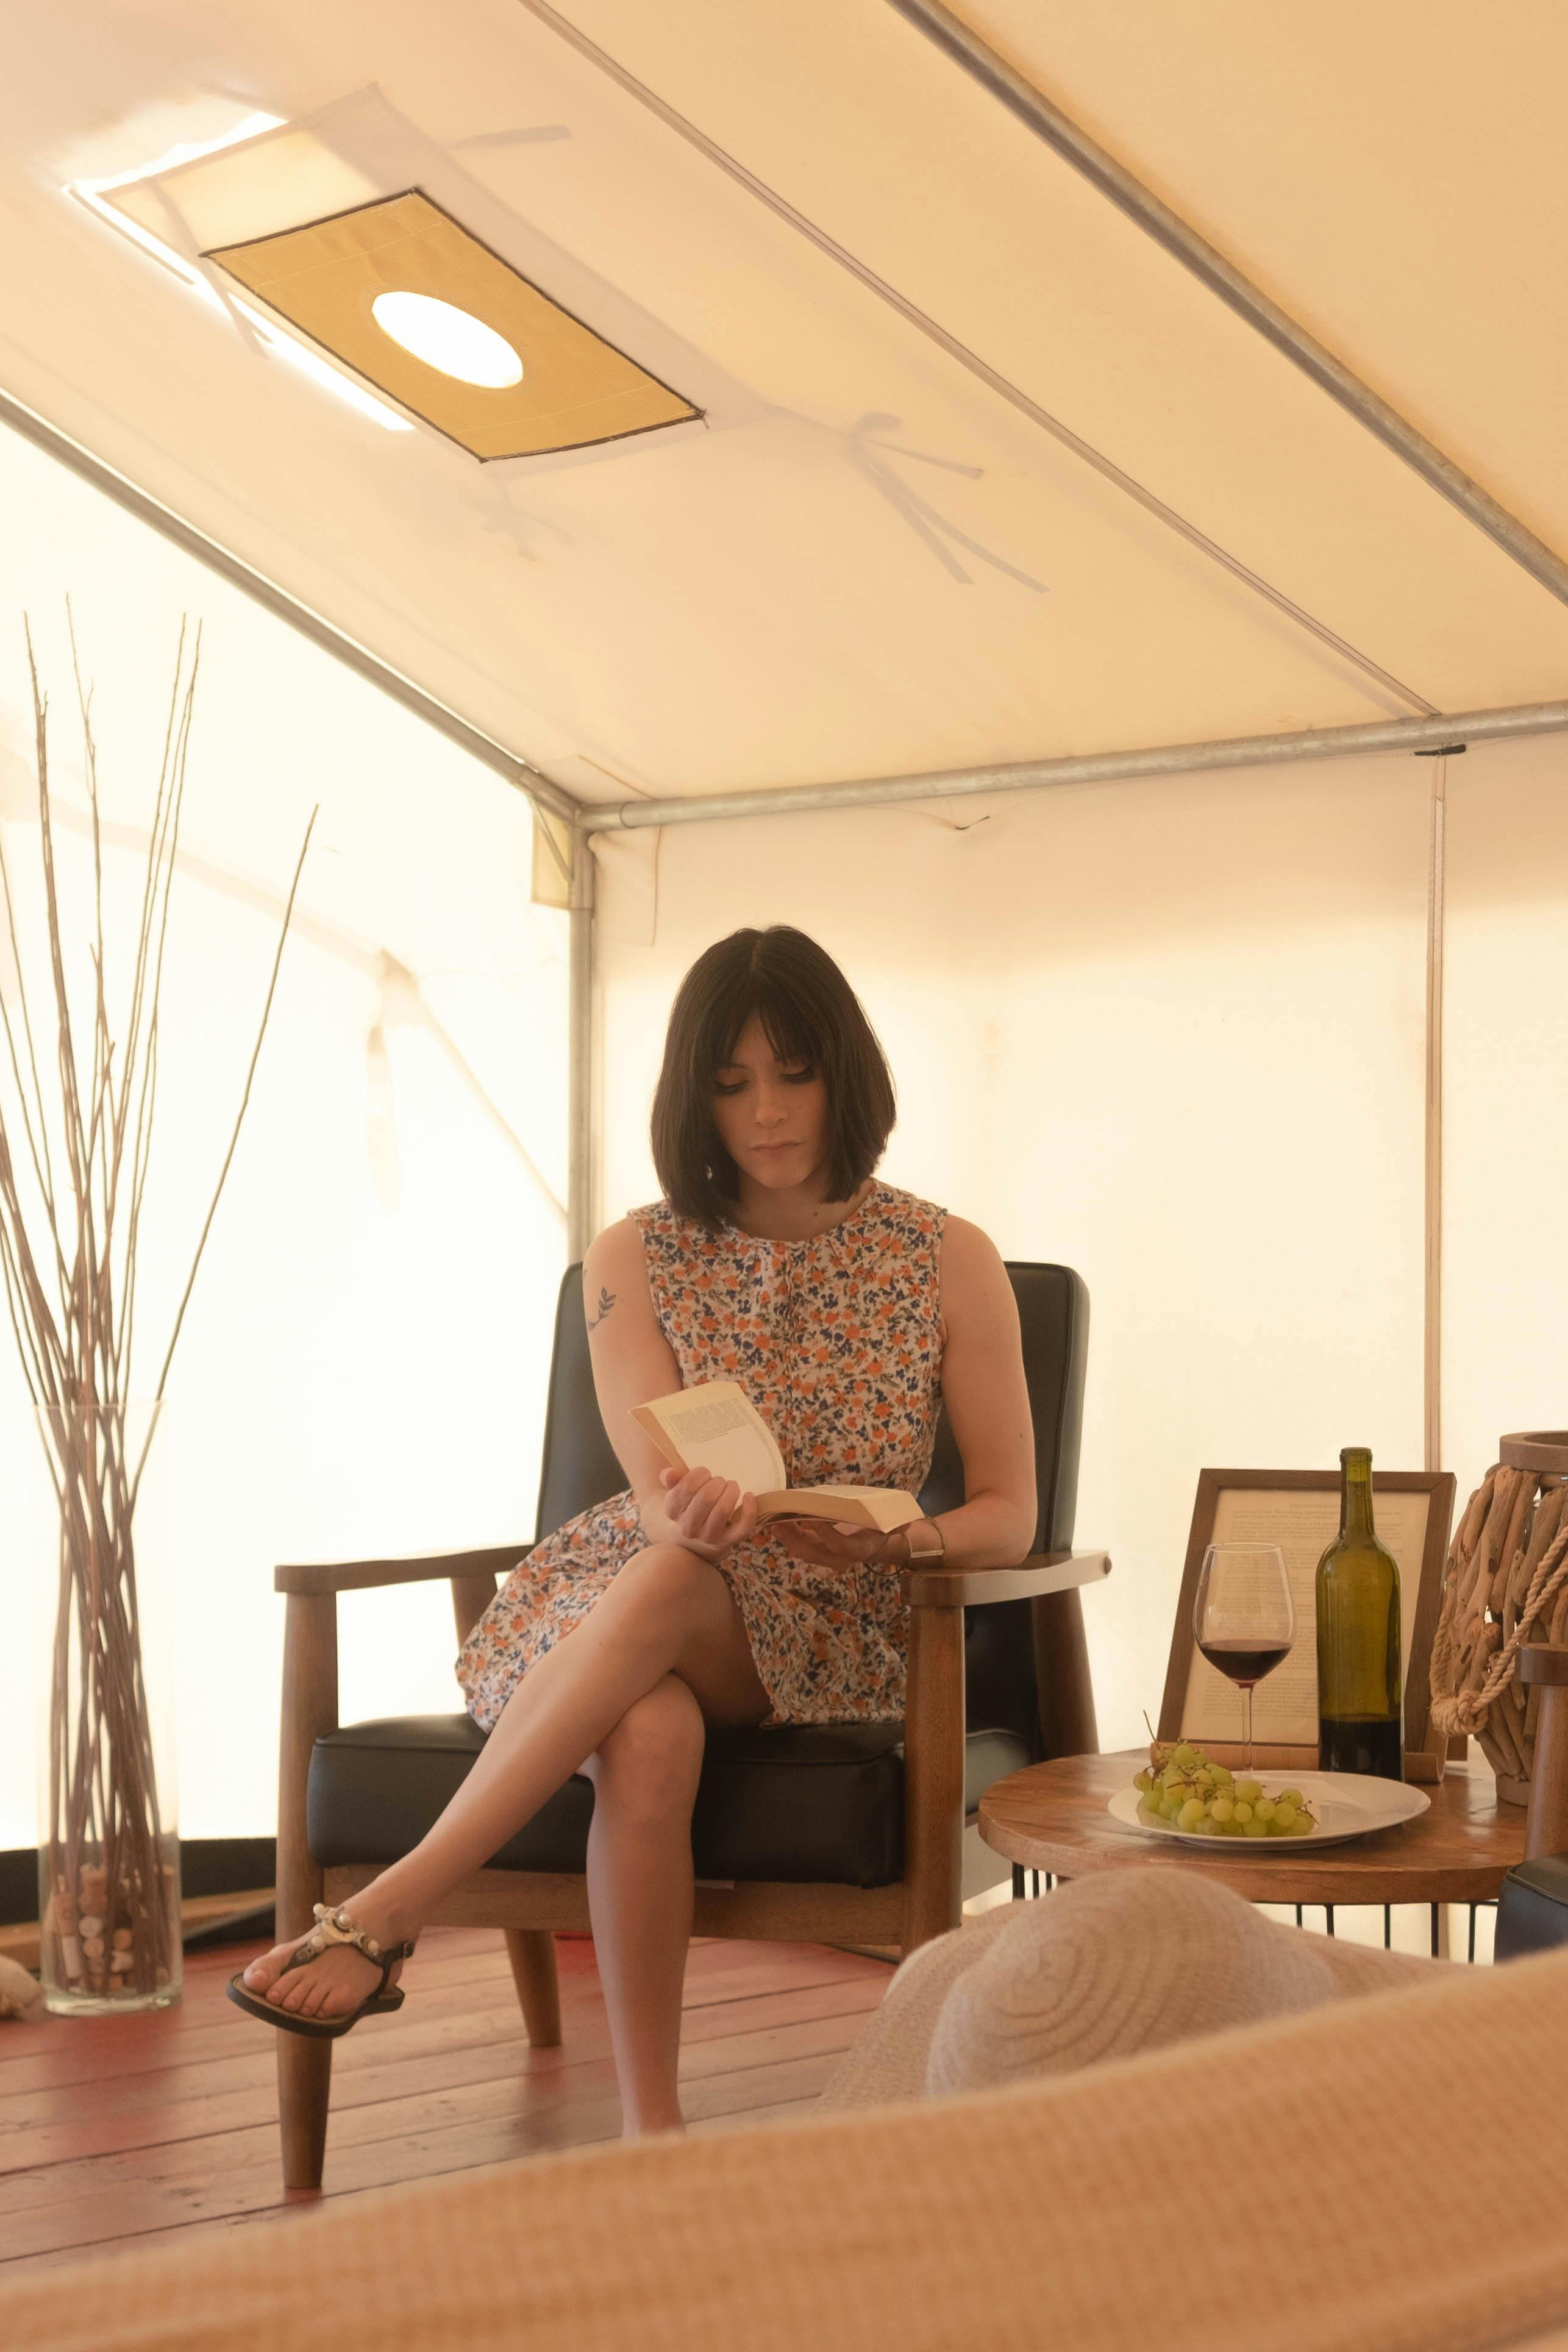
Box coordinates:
[0,617,313,1998]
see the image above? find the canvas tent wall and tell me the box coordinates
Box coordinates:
[0,430,571,1848]
[1,0,1567,1848]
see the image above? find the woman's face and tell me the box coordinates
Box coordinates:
[710,1013,829,1195]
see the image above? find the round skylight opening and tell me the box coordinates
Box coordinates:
[370,291,523,388]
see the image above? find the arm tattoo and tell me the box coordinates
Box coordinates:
[586,1286,616,1332]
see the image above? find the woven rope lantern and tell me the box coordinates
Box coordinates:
[1430,1432,1568,1804]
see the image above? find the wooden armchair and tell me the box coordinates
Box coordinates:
[271,1262,1110,2186]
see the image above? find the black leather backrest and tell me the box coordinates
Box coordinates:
[535,1257,1089,1758]
[919,1263,1089,1759]
[535,1267,630,1543]
[915,1263,1088,1556]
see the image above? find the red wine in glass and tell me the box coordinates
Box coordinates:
[1196,1637,1294,1686]
[1192,1545,1295,1771]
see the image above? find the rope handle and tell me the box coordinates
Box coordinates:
[1431,1507,1568,1741]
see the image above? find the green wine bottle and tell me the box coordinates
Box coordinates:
[1316,1447,1403,1780]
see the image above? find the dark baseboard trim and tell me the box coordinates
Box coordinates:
[1,1837,277,1927]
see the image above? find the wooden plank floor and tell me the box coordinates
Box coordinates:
[0,1928,894,2278]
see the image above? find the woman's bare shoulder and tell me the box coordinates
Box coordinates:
[938,1216,1017,1325]
[938,1214,1008,1275]
[584,1216,645,1275]
[582,1217,654,1298]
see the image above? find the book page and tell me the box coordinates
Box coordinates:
[630,1381,785,1496]
[1180,1486,1430,1745]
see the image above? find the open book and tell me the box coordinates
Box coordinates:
[630,1380,922,1534]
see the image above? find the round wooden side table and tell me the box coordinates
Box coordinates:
[980,1751,1527,1944]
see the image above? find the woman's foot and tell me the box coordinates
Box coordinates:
[240,1890,416,2022]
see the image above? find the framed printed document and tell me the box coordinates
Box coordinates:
[1156,1469,1457,1781]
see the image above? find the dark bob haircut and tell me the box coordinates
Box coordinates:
[650,928,896,1225]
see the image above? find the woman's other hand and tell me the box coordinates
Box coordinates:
[660,1466,760,1559]
[768,1517,905,1572]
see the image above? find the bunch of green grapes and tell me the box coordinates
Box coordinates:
[1132,1741,1317,1838]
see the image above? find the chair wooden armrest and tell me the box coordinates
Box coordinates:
[273,1544,527,1886]
[274,1542,532,1597]
[901,1547,1111,1608]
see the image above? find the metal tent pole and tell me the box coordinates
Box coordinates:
[581,697,1568,833]
[886,0,1568,613]
[1423,751,1450,1475]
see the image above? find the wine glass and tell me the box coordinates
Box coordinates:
[1192,1543,1295,1773]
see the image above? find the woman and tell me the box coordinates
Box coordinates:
[232,927,1036,2135]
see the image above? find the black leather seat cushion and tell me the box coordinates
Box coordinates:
[1495,1853,1568,1962]
[309,1714,1032,1891]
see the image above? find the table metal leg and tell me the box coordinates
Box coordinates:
[1012,1864,1025,1901]
[1289,1900,1492,1958]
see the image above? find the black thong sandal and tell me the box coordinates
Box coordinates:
[226,1902,416,2039]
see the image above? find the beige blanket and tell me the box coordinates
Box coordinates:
[4,1870,1568,2352]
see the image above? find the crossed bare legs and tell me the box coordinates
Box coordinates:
[239,1545,772,2136]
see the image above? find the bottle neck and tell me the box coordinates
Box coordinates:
[1339,1451,1375,1540]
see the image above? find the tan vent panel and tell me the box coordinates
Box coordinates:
[207,190,698,460]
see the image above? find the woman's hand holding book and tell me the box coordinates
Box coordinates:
[768,1517,910,1572]
[657,1464,760,1561]
[654,1465,905,1572]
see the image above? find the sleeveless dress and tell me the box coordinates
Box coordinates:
[455,1180,948,1731]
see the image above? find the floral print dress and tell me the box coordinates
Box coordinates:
[455,1180,948,1731]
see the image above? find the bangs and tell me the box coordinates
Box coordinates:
[710,978,820,1076]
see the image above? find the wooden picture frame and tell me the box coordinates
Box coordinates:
[1157,1469,1457,1784]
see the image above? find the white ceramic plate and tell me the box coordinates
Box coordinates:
[1106,1771,1430,1852]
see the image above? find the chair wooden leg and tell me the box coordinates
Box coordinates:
[275,1589,338,2189]
[505,1927,563,2045]
[900,1603,966,1955]
[277,2033,334,2191]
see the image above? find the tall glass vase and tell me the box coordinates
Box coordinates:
[31,1400,180,2014]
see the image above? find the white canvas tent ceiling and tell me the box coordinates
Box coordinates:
[4,0,1568,815]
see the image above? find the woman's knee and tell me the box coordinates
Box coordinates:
[587,1674,705,1810]
[613,1542,730,1633]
